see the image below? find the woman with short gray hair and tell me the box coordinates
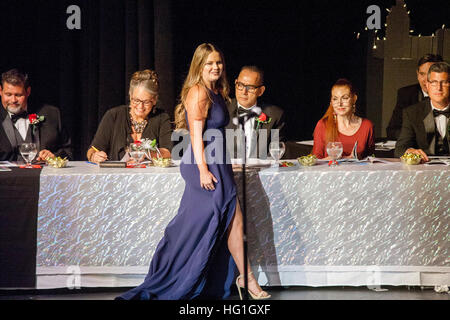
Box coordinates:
[87,69,172,162]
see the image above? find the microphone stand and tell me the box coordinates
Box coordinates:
[238,114,249,300]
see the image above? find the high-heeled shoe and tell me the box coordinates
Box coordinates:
[235,272,271,300]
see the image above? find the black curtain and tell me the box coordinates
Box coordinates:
[2,0,449,156]
[0,0,173,160]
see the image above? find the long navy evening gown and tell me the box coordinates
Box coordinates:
[117,89,238,300]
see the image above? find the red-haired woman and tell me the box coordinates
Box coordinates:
[312,79,375,159]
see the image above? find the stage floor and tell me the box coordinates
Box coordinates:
[1,286,449,300]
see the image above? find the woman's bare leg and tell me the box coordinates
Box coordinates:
[227,198,269,297]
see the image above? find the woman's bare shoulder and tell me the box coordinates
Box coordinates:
[186,85,208,102]
[185,85,209,114]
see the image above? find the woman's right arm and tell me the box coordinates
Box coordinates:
[185,85,218,190]
[86,111,113,162]
[312,120,325,159]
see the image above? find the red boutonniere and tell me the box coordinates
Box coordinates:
[255,112,271,130]
[29,113,45,126]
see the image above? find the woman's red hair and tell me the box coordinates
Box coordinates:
[319,78,357,144]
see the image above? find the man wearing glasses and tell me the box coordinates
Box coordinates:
[386,54,443,140]
[225,66,285,159]
[395,62,450,161]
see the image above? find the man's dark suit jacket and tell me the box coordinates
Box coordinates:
[0,104,72,161]
[386,83,426,140]
[394,99,448,157]
[225,98,286,159]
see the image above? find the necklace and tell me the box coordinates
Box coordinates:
[130,111,148,134]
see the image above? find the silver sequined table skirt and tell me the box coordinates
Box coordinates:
[36,161,449,288]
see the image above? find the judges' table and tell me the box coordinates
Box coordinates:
[36,161,449,289]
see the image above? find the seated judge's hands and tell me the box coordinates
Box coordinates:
[405,148,429,163]
[91,151,108,163]
[37,149,54,161]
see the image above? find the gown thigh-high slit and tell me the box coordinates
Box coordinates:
[117,90,238,300]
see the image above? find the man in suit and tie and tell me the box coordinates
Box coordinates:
[0,69,72,161]
[395,62,450,161]
[386,54,443,140]
[225,66,285,159]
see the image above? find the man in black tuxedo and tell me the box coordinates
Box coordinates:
[386,54,443,140]
[395,62,450,161]
[0,69,72,161]
[225,66,285,159]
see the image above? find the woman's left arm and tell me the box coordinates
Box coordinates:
[366,121,375,156]
[157,112,173,158]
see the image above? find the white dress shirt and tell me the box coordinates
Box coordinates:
[8,110,29,140]
[237,102,258,158]
[430,101,450,139]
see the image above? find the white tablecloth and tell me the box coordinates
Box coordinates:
[36,161,449,289]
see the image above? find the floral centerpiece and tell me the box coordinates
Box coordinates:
[46,156,68,168]
[298,154,317,166]
[139,138,161,159]
[132,138,171,167]
[400,152,422,165]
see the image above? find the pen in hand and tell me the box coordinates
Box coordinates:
[91,146,108,162]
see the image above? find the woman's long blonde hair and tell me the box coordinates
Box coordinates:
[174,43,230,130]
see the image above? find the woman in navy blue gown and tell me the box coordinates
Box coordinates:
[117,43,270,300]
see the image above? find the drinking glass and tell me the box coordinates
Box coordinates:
[129,150,145,164]
[129,142,145,165]
[269,141,285,167]
[326,142,343,166]
[19,143,37,168]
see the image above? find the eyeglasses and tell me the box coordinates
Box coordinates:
[331,96,351,105]
[428,80,450,88]
[130,97,155,106]
[235,81,262,94]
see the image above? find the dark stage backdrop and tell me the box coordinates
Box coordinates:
[0,0,170,160]
[1,0,449,159]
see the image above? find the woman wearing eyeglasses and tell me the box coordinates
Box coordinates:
[312,78,375,159]
[87,69,172,163]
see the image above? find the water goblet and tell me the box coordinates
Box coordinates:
[129,150,145,164]
[19,143,38,168]
[129,142,145,165]
[269,141,285,167]
[326,141,343,166]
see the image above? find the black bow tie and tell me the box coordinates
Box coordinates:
[10,112,28,123]
[433,109,450,118]
[238,106,257,118]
